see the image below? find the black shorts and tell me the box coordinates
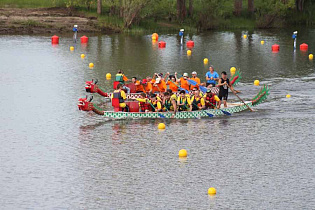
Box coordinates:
[219,92,228,101]
[206,83,216,88]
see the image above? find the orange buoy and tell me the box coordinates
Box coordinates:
[300,43,308,51]
[81,36,89,44]
[272,44,280,52]
[158,41,166,48]
[152,33,159,40]
[51,35,59,44]
[186,40,195,48]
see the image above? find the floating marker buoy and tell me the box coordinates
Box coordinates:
[106,73,112,80]
[300,43,308,51]
[152,33,159,40]
[230,67,236,76]
[261,40,265,45]
[178,149,187,157]
[286,94,291,98]
[204,58,209,64]
[158,41,166,48]
[89,63,94,68]
[243,34,247,39]
[70,46,74,51]
[208,187,216,195]
[272,44,280,52]
[187,50,192,56]
[158,123,165,129]
[51,35,59,44]
[81,54,85,59]
[186,40,195,48]
[309,54,313,60]
[254,80,260,86]
[80,36,89,44]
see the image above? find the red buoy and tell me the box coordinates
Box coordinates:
[186,40,195,48]
[158,41,166,48]
[272,44,280,52]
[51,35,59,44]
[81,36,89,44]
[300,43,308,51]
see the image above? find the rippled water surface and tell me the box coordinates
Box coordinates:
[0,29,315,209]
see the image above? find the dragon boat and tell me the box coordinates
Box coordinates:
[78,85,269,119]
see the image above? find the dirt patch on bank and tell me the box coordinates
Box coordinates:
[0,7,117,34]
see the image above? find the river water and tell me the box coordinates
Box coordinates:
[0,29,315,209]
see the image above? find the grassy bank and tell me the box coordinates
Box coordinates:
[1,0,315,34]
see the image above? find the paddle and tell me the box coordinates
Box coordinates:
[148,100,166,118]
[190,97,213,117]
[169,80,189,94]
[205,98,231,116]
[228,85,254,112]
[187,79,207,93]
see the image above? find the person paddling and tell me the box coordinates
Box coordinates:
[132,77,145,93]
[165,73,179,93]
[179,73,190,91]
[112,83,129,112]
[149,93,163,112]
[204,89,216,109]
[217,71,234,108]
[177,90,191,111]
[190,71,201,90]
[163,92,177,116]
[135,93,149,112]
[190,88,205,111]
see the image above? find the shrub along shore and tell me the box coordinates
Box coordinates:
[1,0,314,34]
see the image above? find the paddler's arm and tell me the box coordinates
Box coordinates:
[171,99,177,115]
[200,98,206,110]
[217,79,223,86]
[121,91,127,100]
[164,72,169,81]
[187,97,192,111]
[157,101,162,112]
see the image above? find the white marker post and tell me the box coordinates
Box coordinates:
[179,29,184,45]
[292,31,298,50]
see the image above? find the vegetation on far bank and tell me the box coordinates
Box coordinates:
[1,0,314,33]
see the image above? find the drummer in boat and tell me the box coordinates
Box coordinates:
[115,70,131,93]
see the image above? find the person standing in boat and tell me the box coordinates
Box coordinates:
[217,71,234,108]
[177,90,192,111]
[190,88,206,111]
[205,66,219,88]
[115,70,130,93]
[204,89,216,109]
[112,83,129,112]
[190,71,201,90]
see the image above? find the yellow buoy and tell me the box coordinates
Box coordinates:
[286,94,291,98]
[158,123,165,129]
[230,67,236,76]
[204,58,209,65]
[81,54,85,59]
[106,73,112,80]
[261,40,265,45]
[89,63,94,68]
[254,80,260,86]
[309,54,313,60]
[214,95,220,102]
[187,50,192,56]
[70,46,74,51]
[178,149,187,157]
[208,187,216,195]
[243,34,247,39]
